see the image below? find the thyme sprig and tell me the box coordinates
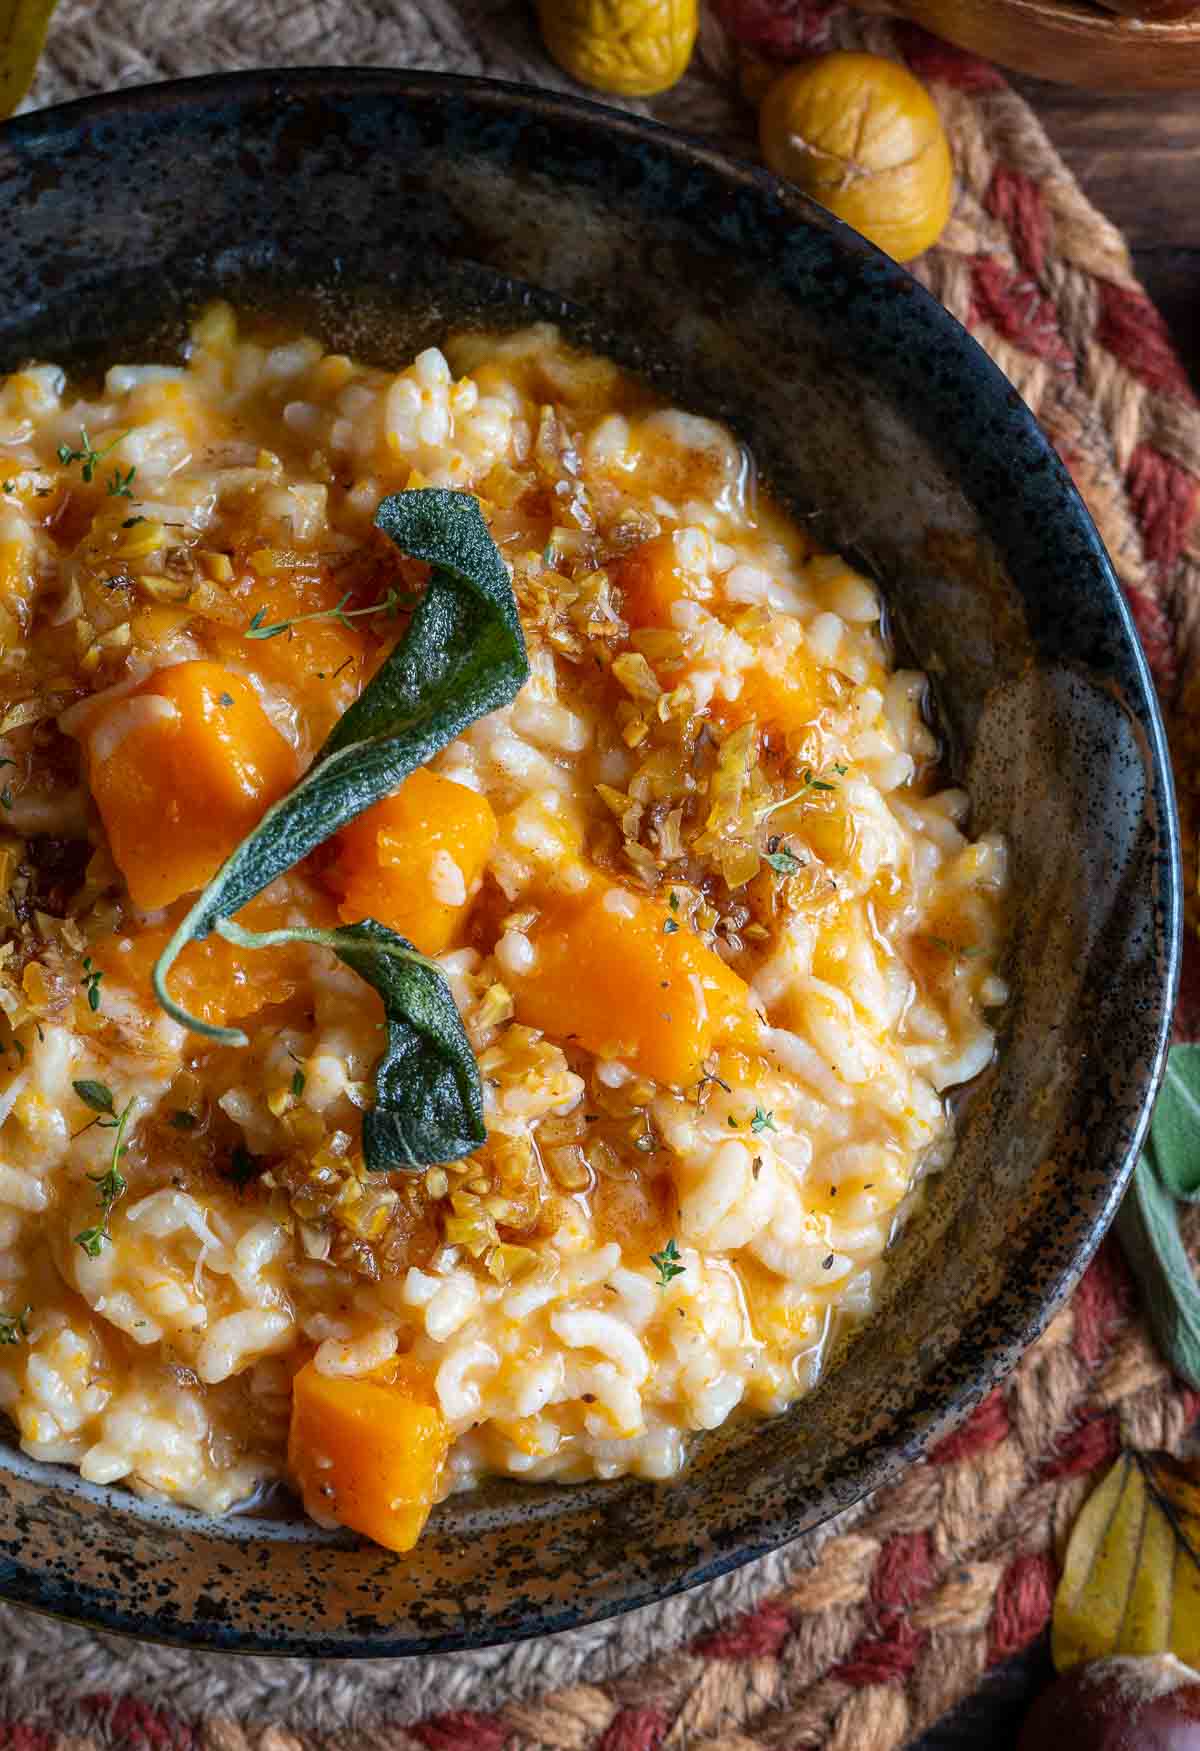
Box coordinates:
[57,427,126,485]
[245,586,415,642]
[801,768,836,792]
[756,766,840,821]
[75,1096,134,1257]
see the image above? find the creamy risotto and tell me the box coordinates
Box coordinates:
[0,309,1006,1550]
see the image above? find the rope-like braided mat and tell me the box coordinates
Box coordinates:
[10,3,1200,1745]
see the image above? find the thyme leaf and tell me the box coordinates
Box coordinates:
[80,956,104,1012]
[651,1238,686,1287]
[764,846,803,877]
[72,1079,115,1115]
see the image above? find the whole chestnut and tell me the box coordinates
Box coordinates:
[1018,1657,1200,1751]
[757,52,953,262]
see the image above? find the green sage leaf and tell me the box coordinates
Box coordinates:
[1149,1044,1200,1202]
[331,920,485,1169]
[150,486,526,1171]
[323,488,525,757]
[215,915,483,1170]
[1116,1146,1200,1391]
[153,488,527,1043]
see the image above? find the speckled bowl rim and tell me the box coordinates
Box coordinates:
[0,68,1183,1656]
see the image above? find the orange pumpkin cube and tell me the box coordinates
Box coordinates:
[327,768,497,956]
[506,881,755,1086]
[92,892,335,1026]
[210,565,368,745]
[716,644,827,738]
[614,532,711,629]
[80,661,299,911]
[288,1360,450,1554]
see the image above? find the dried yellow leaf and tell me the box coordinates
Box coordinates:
[1053,1452,1200,1672]
[0,0,56,117]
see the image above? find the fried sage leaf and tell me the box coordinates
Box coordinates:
[217,916,484,1170]
[152,488,527,1169]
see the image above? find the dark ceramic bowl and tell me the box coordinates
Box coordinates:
[0,70,1180,1656]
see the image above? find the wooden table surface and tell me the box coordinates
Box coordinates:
[910,73,1198,1750]
[1013,75,1200,385]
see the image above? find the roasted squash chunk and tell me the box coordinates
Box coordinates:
[92,893,334,1026]
[506,880,755,1086]
[80,661,299,911]
[716,644,827,738]
[288,1359,450,1553]
[327,767,497,956]
[614,532,710,630]
[210,565,368,745]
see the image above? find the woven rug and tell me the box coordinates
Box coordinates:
[8,2,1200,1746]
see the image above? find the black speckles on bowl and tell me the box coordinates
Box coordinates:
[0,70,1181,1656]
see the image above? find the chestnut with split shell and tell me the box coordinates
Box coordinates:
[757,52,953,263]
[1017,1656,1200,1751]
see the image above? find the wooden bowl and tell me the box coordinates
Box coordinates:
[862,0,1200,89]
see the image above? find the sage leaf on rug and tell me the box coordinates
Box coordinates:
[1117,1045,1200,1389]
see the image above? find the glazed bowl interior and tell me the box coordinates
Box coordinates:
[0,71,1179,1655]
